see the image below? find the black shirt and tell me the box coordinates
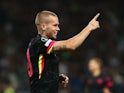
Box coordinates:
[26,34,59,93]
[84,72,114,93]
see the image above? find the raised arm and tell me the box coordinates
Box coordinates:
[53,13,100,51]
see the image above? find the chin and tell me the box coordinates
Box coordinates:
[53,37,57,40]
[51,36,57,40]
[53,35,57,39]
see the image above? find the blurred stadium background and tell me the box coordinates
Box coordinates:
[0,0,124,93]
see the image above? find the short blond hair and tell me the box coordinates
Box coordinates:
[35,10,57,25]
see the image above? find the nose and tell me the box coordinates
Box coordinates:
[57,26,60,31]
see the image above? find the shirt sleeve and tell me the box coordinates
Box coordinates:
[45,39,56,54]
[37,37,56,54]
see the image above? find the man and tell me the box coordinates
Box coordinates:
[26,10,100,93]
[84,57,114,93]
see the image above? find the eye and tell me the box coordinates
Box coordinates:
[53,24,59,27]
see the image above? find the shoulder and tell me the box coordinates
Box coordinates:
[30,35,48,45]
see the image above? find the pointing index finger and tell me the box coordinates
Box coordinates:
[93,13,100,20]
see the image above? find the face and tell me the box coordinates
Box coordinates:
[41,15,60,39]
[88,59,101,72]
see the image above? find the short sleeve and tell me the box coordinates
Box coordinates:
[37,37,56,54]
[45,39,56,54]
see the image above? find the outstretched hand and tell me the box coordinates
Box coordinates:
[88,13,100,31]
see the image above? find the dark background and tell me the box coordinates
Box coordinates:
[0,0,124,93]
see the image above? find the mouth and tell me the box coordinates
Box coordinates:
[54,31,58,36]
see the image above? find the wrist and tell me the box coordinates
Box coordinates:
[85,25,93,32]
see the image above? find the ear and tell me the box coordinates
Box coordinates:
[40,23,46,31]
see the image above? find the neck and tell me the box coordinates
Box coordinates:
[92,69,101,77]
[38,31,48,39]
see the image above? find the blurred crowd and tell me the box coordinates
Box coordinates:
[0,0,124,93]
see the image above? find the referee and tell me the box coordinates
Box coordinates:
[26,10,100,93]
